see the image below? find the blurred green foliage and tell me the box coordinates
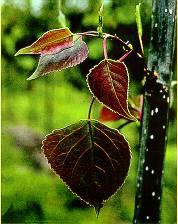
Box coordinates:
[1,0,176,223]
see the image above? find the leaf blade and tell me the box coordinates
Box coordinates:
[135,3,143,37]
[135,3,144,55]
[42,120,131,210]
[99,105,141,122]
[27,38,88,80]
[99,106,122,122]
[87,59,136,121]
[99,95,143,122]
[15,28,74,56]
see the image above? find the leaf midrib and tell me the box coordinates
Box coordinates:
[106,60,132,120]
[31,34,74,53]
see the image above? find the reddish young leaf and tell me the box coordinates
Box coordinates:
[42,120,131,212]
[27,37,88,80]
[99,95,143,122]
[15,28,74,55]
[87,59,136,121]
[99,106,121,122]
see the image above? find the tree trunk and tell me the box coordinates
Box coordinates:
[133,0,176,223]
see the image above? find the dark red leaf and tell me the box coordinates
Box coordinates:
[42,120,131,212]
[87,59,136,121]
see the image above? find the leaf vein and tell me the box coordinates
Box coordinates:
[62,134,88,165]
[92,124,120,155]
[94,142,116,175]
[106,62,130,118]
[71,146,91,176]
[48,123,87,158]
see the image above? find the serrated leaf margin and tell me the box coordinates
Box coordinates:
[86,59,136,121]
[41,119,132,208]
[27,37,89,80]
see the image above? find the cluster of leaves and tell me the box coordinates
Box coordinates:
[15,26,140,213]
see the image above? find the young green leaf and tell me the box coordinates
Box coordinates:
[87,59,136,121]
[97,3,104,37]
[135,3,142,38]
[27,37,88,80]
[42,120,131,212]
[135,3,144,54]
[15,28,74,55]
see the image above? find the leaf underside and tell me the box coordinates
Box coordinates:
[87,59,136,121]
[15,28,74,55]
[42,120,131,210]
[27,38,88,80]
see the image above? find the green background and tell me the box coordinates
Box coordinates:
[1,0,177,223]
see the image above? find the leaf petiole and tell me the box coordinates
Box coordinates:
[88,97,95,120]
[119,50,133,62]
[76,31,98,37]
[77,31,138,57]
[117,120,133,130]
[103,35,108,59]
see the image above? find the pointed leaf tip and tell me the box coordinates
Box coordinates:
[94,203,103,217]
[43,120,131,209]
[15,28,74,56]
[28,38,88,79]
[87,59,136,121]
[14,52,19,56]
[27,73,38,81]
[14,47,32,56]
[99,3,104,15]
[14,50,21,56]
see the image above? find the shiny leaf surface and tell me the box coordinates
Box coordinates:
[27,38,88,80]
[87,59,136,121]
[42,120,131,211]
[15,28,74,55]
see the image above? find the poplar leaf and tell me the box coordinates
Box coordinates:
[42,120,131,212]
[99,96,143,122]
[99,106,121,122]
[27,38,88,80]
[15,28,74,55]
[87,59,136,121]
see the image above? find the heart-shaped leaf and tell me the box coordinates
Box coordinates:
[27,37,88,80]
[15,28,74,55]
[87,59,136,121]
[42,120,131,213]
